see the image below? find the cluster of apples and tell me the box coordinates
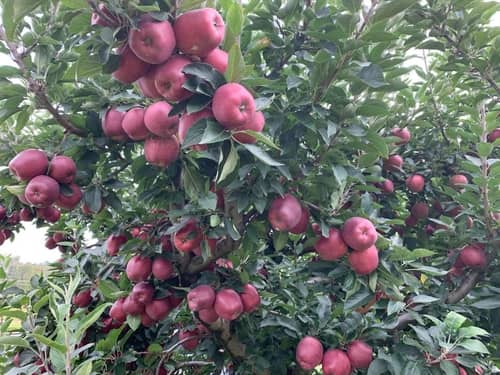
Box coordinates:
[296,336,373,374]
[448,243,487,278]
[0,204,23,246]
[8,149,83,223]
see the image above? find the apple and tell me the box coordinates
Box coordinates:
[173,220,203,252]
[288,205,309,234]
[106,234,127,256]
[131,282,155,305]
[347,340,373,369]
[315,228,348,260]
[91,3,118,27]
[188,284,216,312]
[198,307,219,324]
[73,289,92,308]
[7,211,20,225]
[109,298,127,323]
[449,174,468,190]
[487,128,500,142]
[19,208,33,221]
[0,205,6,220]
[212,83,256,129]
[376,179,394,194]
[13,352,20,367]
[152,257,174,280]
[137,67,161,98]
[203,48,228,73]
[145,298,171,321]
[296,336,324,371]
[406,174,425,192]
[174,8,225,57]
[341,217,377,251]
[458,245,487,269]
[122,295,145,316]
[383,154,403,172]
[322,349,352,375]
[141,312,155,327]
[112,45,150,84]
[128,20,175,64]
[144,136,179,168]
[214,289,243,321]
[179,328,200,351]
[0,232,6,246]
[122,107,150,141]
[178,108,214,144]
[36,206,61,223]
[240,284,260,313]
[48,155,77,184]
[411,202,429,220]
[167,294,184,309]
[390,127,411,145]
[154,55,193,102]
[144,101,179,137]
[160,235,172,252]
[233,111,266,144]
[102,108,128,141]
[126,255,152,282]
[1,229,11,240]
[9,149,49,181]
[45,237,57,249]
[268,194,303,231]
[56,183,83,210]
[25,175,60,207]
[348,245,379,275]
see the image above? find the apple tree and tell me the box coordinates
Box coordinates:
[0,0,498,374]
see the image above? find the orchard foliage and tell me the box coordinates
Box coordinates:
[0,0,498,374]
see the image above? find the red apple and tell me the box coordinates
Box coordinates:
[322,349,352,375]
[53,232,65,243]
[109,298,127,323]
[56,183,83,210]
[102,108,128,141]
[289,205,309,234]
[141,312,156,327]
[122,295,145,316]
[112,45,150,84]
[9,149,49,181]
[160,235,172,252]
[268,194,302,231]
[240,284,260,313]
[36,206,61,223]
[315,228,348,261]
[174,8,225,57]
[91,3,118,27]
[458,245,487,269]
[347,340,373,369]
[126,255,152,282]
[145,298,171,321]
[404,215,417,227]
[73,289,92,308]
[296,336,324,371]
[390,127,411,145]
[212,83,256,129]
[449,174,468,190]
[198,307,219,324]
[173,220,203,253]
[487,128,500,142]
[137,67,162,98]
[0,205,6,220]
[144,136,179,168]
[214,289,243,321]
[348,245,379,275]
[45,237,57,249]
[203,48,228,73]
[48,155,77,184]
[411,202,429,220]
[383,154,403,172]
[233,111,266,144]
[122,107,150,141]
[19,207,33,221]
[179,328,200,351]
[341,217,377,251]
[131,282,155,305]
[152,257,174,280]
[1,229,11,240]
[154,55,193,102]
[167,293,184,309]
[178,108,214,144]
[406,174,425,192]
[128,20,175,64]
[106,234,127,256]
[144,101,179,137]
[376,179,394,194]
[188,284,216,312]
[25,175,60,208]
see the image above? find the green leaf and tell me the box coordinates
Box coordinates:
[226,3,244,36]
[74,360,93,375]
[459,339,489,354]
[224,43,244,82]
[470,297,500,309]
[183,62,226,89]
[344,289,373,311]
[260,314,301,336]
[357,64,386,88]
[417,40,445,51]
[223,217,241,240]
[458,326,489,338]
[3,0,43,39]
[367,359,389,375]
[357,100,389,116]
[440,360,459,375]
[233,130,281,151]
[0,335,31,348]
[76,303,111,338]
[372,0,414,23]
[182,120,229,149]
[444,311,467,331]
[217,143,239,183]
[272,231,288,251]
[60,0,88,9]
[126,315,141,331]
[31,334,66,354]
[83,186,102,213]
[477,142,493,158]
[410,295,439,304]
[0,308,27,320]
[389,247,435,261]
[241,144,283,166]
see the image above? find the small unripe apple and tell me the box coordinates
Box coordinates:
[122,295,145,316]
[112,45,150,84]
[240,284,260,313]
[233,111,265,144]
[102,108,128,141]
[106,234,127,256]
[296,336,324,371]
[383,154,403,172]
[179,328,200,351]
[56,183,83,210]
[145,298,171,321]
[144,101,179,137]
[214,289,243,321]
[131,282,155,305]
[128,20,175,64]
[268,194,302,232]
[25,175,60,208]
[188,284,216,312]
[390,127,411,145]
[348,245,379,275]
[173,220,203,253]
[9,149,49,181]
[347,340,373,369]
[73,289,92,308]
[322,349,352,375]
[203,48,228,73]
[154,55,193,102]
[137,67,161,98]
[152,257,174,280]
[411,202,429,220]
[406,174,425,192]
[341,217,377,251]
[144,136,179,168]
[449,174,468,190]
[19,207,33,221]
[487,128,500,142]
[198,307,219,324]
[458,245,487,269]
[315,228,348,261]
[122,107,150,141]
[212,83,256,129]
[126,255,152,282]
[48,155,77,184]
[109,298,127,323]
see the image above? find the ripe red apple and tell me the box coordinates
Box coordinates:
[106,234,127,256]
[25,175,60,207]
[174,8,225,57]
[348,245,379,275]
[128,20,175,64]
[376,179,394,194]
[296,336,324,371]
[233,111,266,144]
[214,289,243,321]
[322,349,352,375]
[458,367,467,375]
[179,328,200,351]
[0,205,6,220]
[383,154,403,172]
[91,3,118,27]
[411,202,429,220]
[126,255,152,282]
[167,293,184,309]
[141,312,155,327]
[268,194,302,231]
[487,128,500,142]
[203,48,228,73]
[212,83,256,129]
[122,107,150,141]
[347,340,373,369]
[0,231,6,246]
[458,245,487,269]
[112,45,150,84]
[19,208,33,221]
[152,257,174,280]
[406,174,425,192]
[122,295,145,316]
[48,155,77,184]
[131,282,155,305]
[109,298,127,323]
[1,229,11,240]
[9,149,49,181]
[449,174,468,190]
[137,67,161,98]
[52,232,65,243]
[289,205,309,234]
[315,228,348,261]
[102,108,128,141]
[341,217,377,251]
[73,289,92,308]
[45,237,57,249]
[173,220,203,252]
[198,308,219,324]
[154,55,193,102]
[145,298,171,321]
[188,284,216,312]
[240,284,260,313]
[390,127,411,145]
[178,108,214,144]
[160,235,173,252]
[36,206,61,223]
[144,136,179,168]
[56,183,83,210]
[144,101,179,137]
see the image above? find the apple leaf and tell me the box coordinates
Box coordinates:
[217,143,239,183]
[225,43,244,83]
[241,144,283,166]
[233,130,280,151]
[183,63,226,90]
[182,119,229,149]
[372,0,414,23]
[357,64,386,88]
